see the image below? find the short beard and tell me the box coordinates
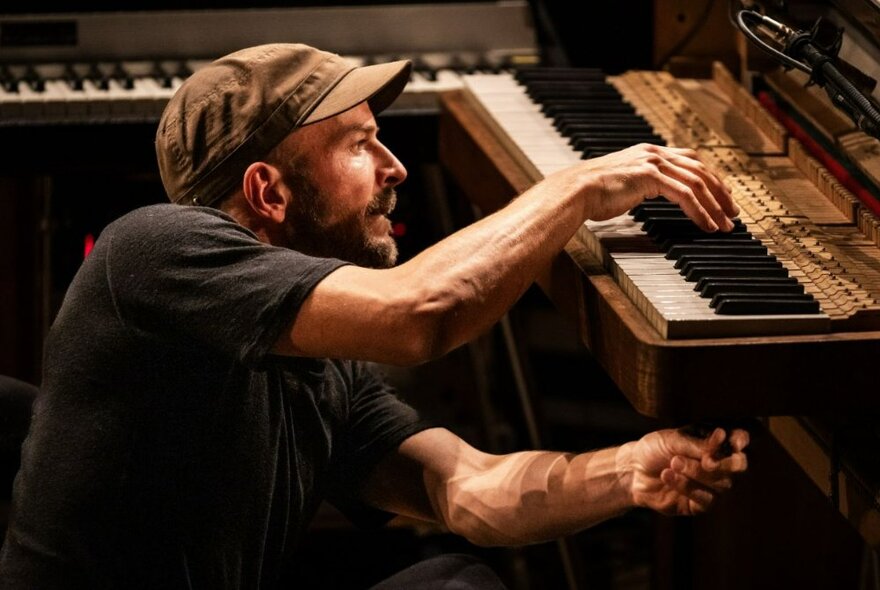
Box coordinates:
[280,168,399,269]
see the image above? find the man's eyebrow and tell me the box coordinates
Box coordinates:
[331,122,379,143]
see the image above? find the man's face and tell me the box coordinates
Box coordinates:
[275,102,407,268]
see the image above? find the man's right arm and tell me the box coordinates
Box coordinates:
[358,426,749,547]
[273,144,739,365]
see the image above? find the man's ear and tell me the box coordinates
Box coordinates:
[241,161,289,224]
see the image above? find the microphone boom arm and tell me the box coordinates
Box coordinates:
[736,10,880,139]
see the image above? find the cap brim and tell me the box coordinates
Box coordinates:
[303,59,412,125]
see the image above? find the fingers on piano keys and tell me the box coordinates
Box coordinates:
[629,199,821,315]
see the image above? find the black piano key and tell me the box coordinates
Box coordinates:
[674,254,778,270]
[558,117,654,135]
[413,57,438,81]
[562,123,656,139]
[642,217,698,235]
[528,87,622,102]
[113,63,135,90]
[709,292,815,308]
[528,90,621,101]
[524,80,620,90]
[555,115,651,131]
[543,101,636,117]
[685,266,790,281]
[678,259,782,276]
[658,230,753,249]
[88,64,110,90]
[474,56,501,75]
[569,130,663,142]
[665,243,768,259]
[714,298,821,315]
[568,129,661,139]
[643,217,748,238]
[628,199,674,215]
[700,280,805,298]
[695,276,799,293]
[1,75,18,93]
[448,55,476,75]
[645,216,748,231]
[514,67,605,83]
[152,62,174,89]
[632,206,688,221]
[584,145,665,159]
[64,65,85,91]
[174,61,193,80]
[523,79,617,88]
[23,67,45,92]
[573,134,665,151]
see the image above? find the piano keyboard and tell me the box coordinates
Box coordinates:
[461,68,880,339]
[0,57,484,125]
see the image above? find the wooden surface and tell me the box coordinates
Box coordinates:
[439,89,880,422]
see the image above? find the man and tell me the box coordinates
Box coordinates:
[0,44,748,589]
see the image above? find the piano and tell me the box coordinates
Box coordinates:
[440,5,880,421]
[0,2,539,124]
[439,1,880,587]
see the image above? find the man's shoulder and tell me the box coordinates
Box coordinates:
[102,204,253,246]
[108,203,233,232]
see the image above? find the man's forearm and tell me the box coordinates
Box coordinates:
[438,444,637,547]
[393,170,591,355]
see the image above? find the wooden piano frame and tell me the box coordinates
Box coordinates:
[438,89,880,423]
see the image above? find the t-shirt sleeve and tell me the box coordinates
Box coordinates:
[103,205,348,366]
[324,361,434,528]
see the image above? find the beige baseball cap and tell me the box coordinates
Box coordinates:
[156,43,411,206]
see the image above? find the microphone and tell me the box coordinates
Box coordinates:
[736,9,880,139]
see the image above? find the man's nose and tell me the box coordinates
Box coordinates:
[376,142,407,187]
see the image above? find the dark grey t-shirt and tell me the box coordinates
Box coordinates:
[0,204,431,589]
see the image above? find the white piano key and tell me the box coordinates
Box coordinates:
[433,69,464,92]
[133,77,174,119]
[404,71,434,93]
[16,83,46,121]
[106,79,135,118]
[58,81,91,121]
[0,84,24,120]
[81,80,111,121]
[41,80,73,121]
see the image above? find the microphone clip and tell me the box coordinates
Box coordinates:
[736,9,880,138]
[785,17,843,88]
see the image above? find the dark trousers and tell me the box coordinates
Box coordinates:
[369,553,508,590]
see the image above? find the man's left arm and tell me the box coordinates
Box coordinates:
[359,427,749,547]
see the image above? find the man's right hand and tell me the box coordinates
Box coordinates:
[553,142,740,233]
